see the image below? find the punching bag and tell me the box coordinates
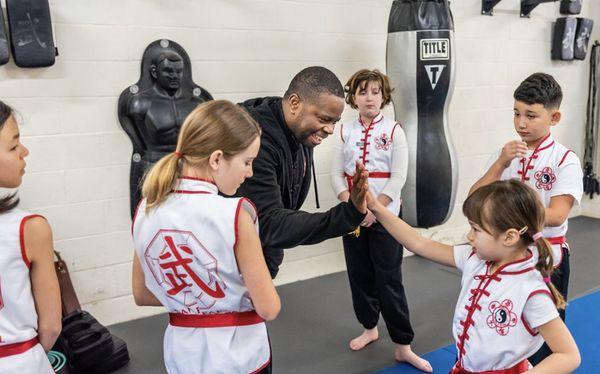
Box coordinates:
[386,0,457,228]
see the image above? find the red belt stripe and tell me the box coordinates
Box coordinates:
[169,311,264,328]
[0,336,39,358]
[452,359,529,373]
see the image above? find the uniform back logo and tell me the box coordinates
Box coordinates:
[424,65,445,90]
[145,229,226,309]
[486,299,518,336]
[534,167,556,191]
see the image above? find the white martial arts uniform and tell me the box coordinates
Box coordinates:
[0,209,53,373]
[485,133,583,266]
[133,178,270,374]
[451,245,559,373]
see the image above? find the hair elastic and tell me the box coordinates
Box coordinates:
[532,232,543,241]
[543,277,551,283]
[173,151,183,159]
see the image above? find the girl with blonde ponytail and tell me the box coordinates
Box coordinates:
[131,100,279,374]
[365,179,580,373]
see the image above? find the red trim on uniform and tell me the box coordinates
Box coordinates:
[250,358,271,374]
[0,336,39,358]
[131,199,144,235]
[545,236,567,269]
[451,359,529,373]
[171,190,212,194]
[243,198,259,223]
[169,311,264,328]
[344,172,390,178]
[499,267,535,275]
[391,122,401,141]
[358,118,375,166]
[340,123,345,143]
[457,252,534,365]
[522,290,554,336]
[547,236,566,245]
[234,200,242,251]
[558,150,573,167]
[234,197,259,251]
[520,133,554,182]
[368,172,390,178]
[180,176,217,185]
[19,215,44,268]
[344,172,390,190]
[371,114,383,126]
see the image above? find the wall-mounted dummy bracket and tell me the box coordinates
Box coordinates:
[482,0,506,15]
[521,0,558,18]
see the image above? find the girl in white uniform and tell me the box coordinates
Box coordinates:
[331,69,430,372]
[367,179,580,373]
[132,100,280,374]
[0,100,61,373]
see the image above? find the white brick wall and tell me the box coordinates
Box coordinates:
[1,0,597,325]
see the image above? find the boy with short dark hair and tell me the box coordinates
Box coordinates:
[469,72,583,364]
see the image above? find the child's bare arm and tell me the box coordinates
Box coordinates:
[527,318,580,373]
[469,140,528,195]
[235,209,280,321]
[25,217,61,351]
[545,195,574,227]
[368,197,455,267]
[132,253,162,306]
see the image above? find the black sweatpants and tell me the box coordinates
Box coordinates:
[529,244,570,365]
[342,222,414,344]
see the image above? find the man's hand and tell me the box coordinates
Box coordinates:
[499,140,528,167]
[350,161,368,214]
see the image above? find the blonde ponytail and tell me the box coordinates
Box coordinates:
[142,152,181,210]
[534,237,566,310]
[140,100,261,211]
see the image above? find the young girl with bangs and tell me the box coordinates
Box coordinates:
[367,179,580,373]
[331,69,430,372]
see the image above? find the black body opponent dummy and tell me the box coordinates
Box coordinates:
[118,39,213,216]
[6,0,57,67]
[386,0,457,228]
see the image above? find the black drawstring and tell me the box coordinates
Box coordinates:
[312,158,320,209]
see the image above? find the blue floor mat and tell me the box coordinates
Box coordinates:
[376,290,600,373]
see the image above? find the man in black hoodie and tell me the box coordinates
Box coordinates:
[239,66,368,278]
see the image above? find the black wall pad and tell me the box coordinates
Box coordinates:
[6,0,57,68]
[0,9,9,65]
[552,17,577,60]
[560,0,582,15]
[481,0,505,15]
[574,18,593,60]
[521,0,558,18]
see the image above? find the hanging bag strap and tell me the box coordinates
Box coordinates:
[54,251,82,316]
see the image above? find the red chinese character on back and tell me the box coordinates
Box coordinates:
[145,230,227,309]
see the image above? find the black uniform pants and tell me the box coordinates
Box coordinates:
[529,244,570,365]
[342,222,414,344]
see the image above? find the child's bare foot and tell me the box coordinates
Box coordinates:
[349,327,379,351]
[394,344,432,373]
